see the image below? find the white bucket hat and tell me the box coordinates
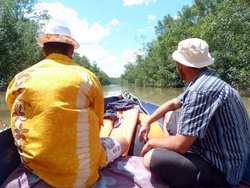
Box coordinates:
[172,38,214,68]
[36,25,80,49]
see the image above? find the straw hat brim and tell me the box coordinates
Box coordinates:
[37,34,80,49]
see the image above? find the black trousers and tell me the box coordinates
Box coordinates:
[150,112,230,188]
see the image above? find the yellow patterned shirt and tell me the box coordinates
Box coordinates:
[6,53,106,187]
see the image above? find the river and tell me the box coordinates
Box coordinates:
[1,85,250,128]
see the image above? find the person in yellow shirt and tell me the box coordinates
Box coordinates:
[6,25,128,188]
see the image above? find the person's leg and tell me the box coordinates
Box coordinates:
[143,112,177,169]
[146,147,230,188]
[111,135,128,155]
[100,136,128,168]
[128,123,146,156]
[162,111,179,137]
[149,148,198,187]
[143,149,154,172]
[146,111,230,187]
[162,111,172,137]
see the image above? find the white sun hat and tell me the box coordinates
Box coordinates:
[172,38,214,68]
[36,25,80,49]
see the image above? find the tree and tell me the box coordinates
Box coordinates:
[73,52,92,69]
[73,53,111,85]
[121,0,250,90]
[195,0,250,89]
[0,0,49,90]
[0,0,112,89]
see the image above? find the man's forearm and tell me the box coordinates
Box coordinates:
[146,98,180,125]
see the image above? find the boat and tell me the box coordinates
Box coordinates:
[1,93,250,188]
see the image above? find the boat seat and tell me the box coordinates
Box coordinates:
[0,128,21,186]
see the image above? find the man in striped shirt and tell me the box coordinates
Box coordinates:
[139,38,250,187]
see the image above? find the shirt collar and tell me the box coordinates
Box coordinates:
[189,68,209,86]
[45,53,75,66]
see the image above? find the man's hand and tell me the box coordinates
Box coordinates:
[141,139,154,157]
[141,134,197,156]
[138,122,151,142]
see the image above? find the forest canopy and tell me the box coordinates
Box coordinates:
[121,0,250,90]
[0,0,110,90]
[0,0,249,90]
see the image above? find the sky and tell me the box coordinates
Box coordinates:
[36,0,193,77]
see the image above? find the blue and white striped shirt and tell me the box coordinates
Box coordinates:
[176,68,250,185]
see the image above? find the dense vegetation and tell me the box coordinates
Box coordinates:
[0,0,46,90]
[1,0,249,90]
[0,0,110,91]
[72,53,111,85]
[121,0,250,90]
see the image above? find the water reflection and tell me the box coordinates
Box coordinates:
[103,85,185,105]
[0,91,9,127]
[103,85,250,116]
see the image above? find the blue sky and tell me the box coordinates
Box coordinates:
[36,0,193,77]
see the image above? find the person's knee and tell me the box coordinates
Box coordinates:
[162,111,174,137]
[149,148,200,187]
[143,149,154,171]
[163,111,174,124]
[112,136,129,155]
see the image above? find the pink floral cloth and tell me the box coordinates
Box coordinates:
[2,156,250,188]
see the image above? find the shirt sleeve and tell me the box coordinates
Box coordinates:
[177,91,214,138]
[176,92,185,107]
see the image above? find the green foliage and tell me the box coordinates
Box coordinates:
[0,0,48,89]
[0,0,112,90]
[73,53,111,85]
[121,0,250,90]
[73,52,92,69]
[109,77,123,85]
[197,0,250,90]
[2,0,249,89]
